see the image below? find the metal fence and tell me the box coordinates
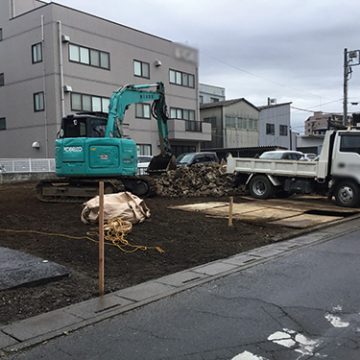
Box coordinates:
[0,158,55,173]
[0,158,147,175]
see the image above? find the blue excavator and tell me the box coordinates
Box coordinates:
[37,82,175,202]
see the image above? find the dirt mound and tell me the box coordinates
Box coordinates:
[154,163,244,197]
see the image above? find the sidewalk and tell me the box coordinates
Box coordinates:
[1,218,359,357]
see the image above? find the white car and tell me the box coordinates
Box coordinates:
[259,150,305,161]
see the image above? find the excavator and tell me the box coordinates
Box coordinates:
[37,82,176,202]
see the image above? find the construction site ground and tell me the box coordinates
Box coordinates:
[0,182,359,325]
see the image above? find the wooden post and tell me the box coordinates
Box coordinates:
[228,196,233,227]
[99,181,105,297]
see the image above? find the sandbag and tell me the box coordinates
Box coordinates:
[81,192,150,224]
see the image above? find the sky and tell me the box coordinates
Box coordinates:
[52,0,360,133]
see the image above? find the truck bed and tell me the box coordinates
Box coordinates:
[226,155,318,178]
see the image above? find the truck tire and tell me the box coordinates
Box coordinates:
[334,181,360,207]
[248,175,274,199]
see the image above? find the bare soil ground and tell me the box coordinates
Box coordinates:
[0,182,292,325]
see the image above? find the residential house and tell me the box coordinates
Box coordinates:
[199,83,225,104]
[200,98,259,149]
[258,101,292,149]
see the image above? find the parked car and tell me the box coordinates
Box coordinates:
[176,152,219,166]
[259,150,305,161]
[303,153,317,161]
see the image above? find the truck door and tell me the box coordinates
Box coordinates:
[332,132,360,183]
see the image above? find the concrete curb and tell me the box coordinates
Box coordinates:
[1,215,360,357]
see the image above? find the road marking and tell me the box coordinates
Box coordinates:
[267,329,324,358]
[325,314,349,328]
[231,351,268,360]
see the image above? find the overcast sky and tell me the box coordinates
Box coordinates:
[53,0,360,132]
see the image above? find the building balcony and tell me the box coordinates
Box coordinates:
[168,119,211,142]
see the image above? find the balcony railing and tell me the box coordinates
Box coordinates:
[185,120,202,132]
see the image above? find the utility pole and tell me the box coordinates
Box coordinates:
[343,48,360,126]
[343,48,348,126]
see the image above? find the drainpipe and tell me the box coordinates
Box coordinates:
[57,21,65,118]
[41,15,49,158]
[10,0,15,18]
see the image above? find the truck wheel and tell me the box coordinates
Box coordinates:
[248,175,274,199]
[334,181,360,207]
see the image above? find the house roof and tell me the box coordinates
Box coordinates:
[200,98,259,111]
[257,102,292,110]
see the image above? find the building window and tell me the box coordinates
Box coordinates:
[31,42,42,64]
[0,28,3,41]
[225,116,257,130]
[279,125,288,136]
[137,144,152,156]
[199,95,204,104]
[170,107,195,121]
[0,73,4,87]
[135,104,151,119]
[169,69,195,88]
[0,118,5,130]
[266,123,275,135]
[210,97,219,103]
[33,92,44,112]
[133,60,150,78]
[69,44,110,70]
[71,92,110,113]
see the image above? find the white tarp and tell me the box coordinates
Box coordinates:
[81,192,150,224]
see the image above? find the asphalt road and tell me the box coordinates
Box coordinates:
[7,226,360,360]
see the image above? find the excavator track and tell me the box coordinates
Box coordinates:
[36,175,158,203]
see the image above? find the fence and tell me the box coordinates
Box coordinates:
[0,158,55,173]
[0,158,146,175]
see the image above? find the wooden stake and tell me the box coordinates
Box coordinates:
[99,181,105,297]
[228,196,233,227]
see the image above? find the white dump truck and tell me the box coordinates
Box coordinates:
[226,129,360,207]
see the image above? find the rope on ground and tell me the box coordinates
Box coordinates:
[0,216,164,254]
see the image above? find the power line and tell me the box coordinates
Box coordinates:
[202,50,324,102]
[291,98,344,113]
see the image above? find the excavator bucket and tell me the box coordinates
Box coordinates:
[147,154,177,175]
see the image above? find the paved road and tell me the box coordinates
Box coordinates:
[8,227,360,360]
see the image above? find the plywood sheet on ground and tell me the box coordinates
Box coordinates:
[170,196,355,228]
[204,205,302,221]
[234,208,302,221]
[205,203,264,216]
[170,202,227,212]
[271,214,343,228]
[0,246,69,290]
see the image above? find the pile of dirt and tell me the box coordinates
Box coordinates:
[154,163,245,197]
[0,182,291,325]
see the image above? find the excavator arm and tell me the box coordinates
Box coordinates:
[106,82,175,173]
[106,82,171,156]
